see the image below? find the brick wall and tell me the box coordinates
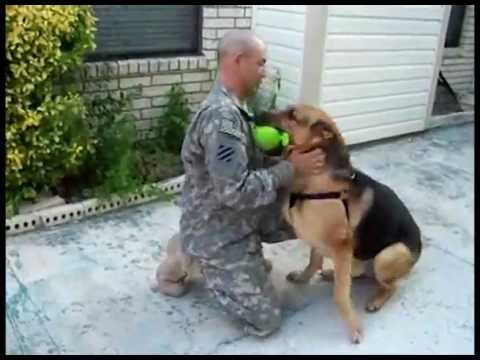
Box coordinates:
[83,5,252,140]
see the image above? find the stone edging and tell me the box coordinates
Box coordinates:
[6,175,185,238]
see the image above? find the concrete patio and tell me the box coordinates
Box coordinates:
[6,123,474,355]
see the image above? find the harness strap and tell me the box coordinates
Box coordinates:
[342,198,350,220]
[289,191,350,220]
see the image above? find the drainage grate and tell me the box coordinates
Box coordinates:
[125,191,154,207]
[6,175,186,237]
[6,213,41,236]
[128,175,184,207]
[81,196,126,218]
[40,204,85,228]
[159,175,184,194]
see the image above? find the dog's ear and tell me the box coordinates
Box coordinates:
[310,119,345,147]
[284,144,296,157]
[285,105,296,116]
[310,122,334,144]
[287,105,299,122]
[261,105,296,128]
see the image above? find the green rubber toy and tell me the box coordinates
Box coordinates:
[251,124,290,153]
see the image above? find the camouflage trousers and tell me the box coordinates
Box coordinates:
[190,203,295,337]
[198,240,279,337]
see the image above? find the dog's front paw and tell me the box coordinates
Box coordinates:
[286,270,309,284]
[349,320,363,344]
[320,269,335,282]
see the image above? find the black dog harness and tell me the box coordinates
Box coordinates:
[289,191,350,220]
[289,171,357,220]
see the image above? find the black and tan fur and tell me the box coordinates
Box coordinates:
[266,105,422,344]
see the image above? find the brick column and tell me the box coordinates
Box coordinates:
[202,5,253,82]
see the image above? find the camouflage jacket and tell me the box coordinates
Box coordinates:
[179,82,294,259]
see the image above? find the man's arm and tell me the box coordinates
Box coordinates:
[202,108,293,210]
[263,155,283,168]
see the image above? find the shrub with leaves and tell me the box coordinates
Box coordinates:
[52,59,143,201]
[248,67,282,118]
[6,5,96,206]
[135,140,185,184]
[156,84,191,154]
[83,91,143,200]
[129,83,190,184]
[56,64,171,202]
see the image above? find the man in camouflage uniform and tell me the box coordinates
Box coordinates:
[167,30,325,337]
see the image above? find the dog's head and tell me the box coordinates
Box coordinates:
[264,104,343,149]
[265,104,353,180]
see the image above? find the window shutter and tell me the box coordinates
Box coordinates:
[87,5,201,61]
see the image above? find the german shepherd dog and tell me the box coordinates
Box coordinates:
[266,105,422,343]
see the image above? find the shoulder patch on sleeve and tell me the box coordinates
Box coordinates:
[219,119,245,141]
[216,144,235,163]
[208,131,246,178]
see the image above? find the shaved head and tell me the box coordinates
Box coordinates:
[218,30,265,62]
[217,30,267,99]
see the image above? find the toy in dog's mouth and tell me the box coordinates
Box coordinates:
[251,123,290,153]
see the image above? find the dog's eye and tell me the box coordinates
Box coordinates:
[285,107,295,119]
[322,130,333,139]
[286,114,297,124]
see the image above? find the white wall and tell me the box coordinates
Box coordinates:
[252,5,306,109]
[253,5,458,144]
[320,5,446,144]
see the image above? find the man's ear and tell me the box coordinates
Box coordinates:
[233,50,245,65]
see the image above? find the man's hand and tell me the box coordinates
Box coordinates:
[287,148,326,175]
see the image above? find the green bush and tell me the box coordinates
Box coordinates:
[52,60,144,201]
[83,91,142,200]
[6,5,96,206]
[128,83,189,184]
[248,67,282,118]
[56,65,176,202]
[135,140,184,184]
[156,84,191,154]
[6,6,187,212]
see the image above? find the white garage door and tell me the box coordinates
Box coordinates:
[319,5,448,144]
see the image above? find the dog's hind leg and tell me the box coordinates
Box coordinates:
[366,242,415,312]
[286,247,323,284]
